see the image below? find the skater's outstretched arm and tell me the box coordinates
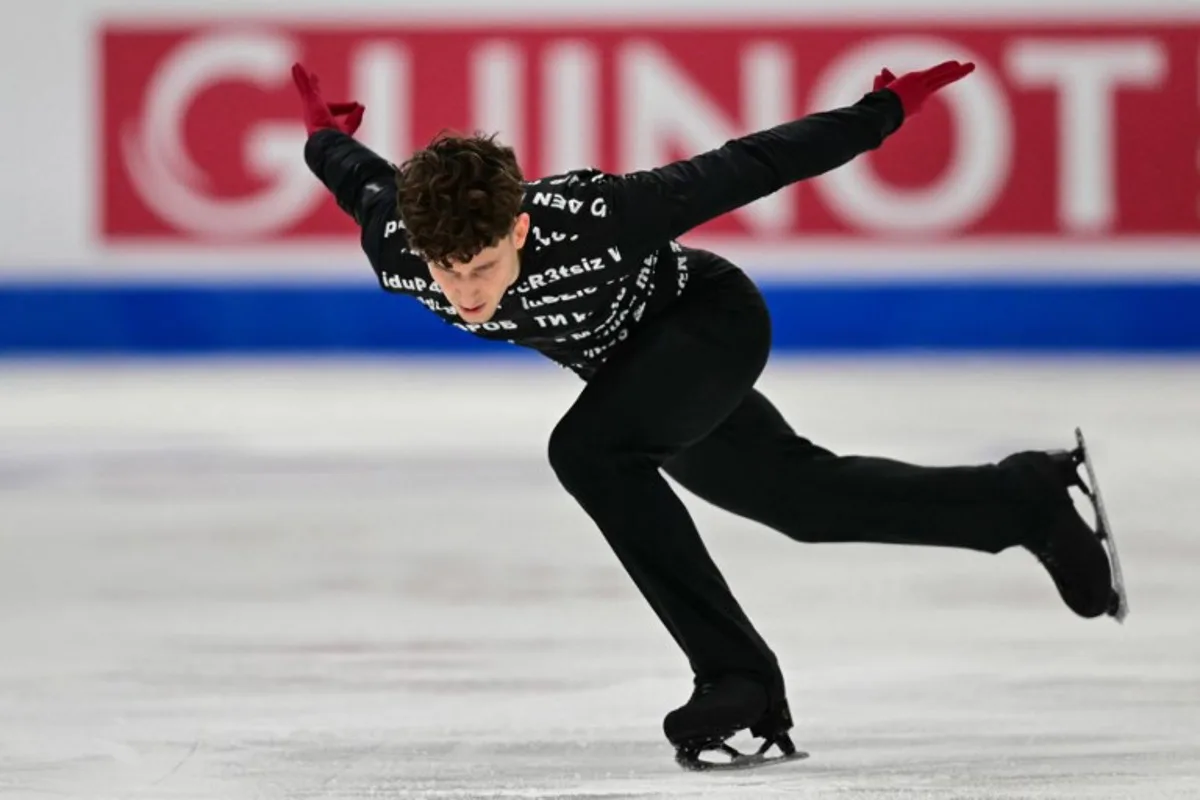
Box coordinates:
[303,128,398,228]
[302,127,419,275]
[593,61,975,256]
[291,62,397,228]
[291,63,426,279]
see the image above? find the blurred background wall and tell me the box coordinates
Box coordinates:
[0,0,1197,357]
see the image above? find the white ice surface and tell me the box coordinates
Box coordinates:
[1,356,1198,799]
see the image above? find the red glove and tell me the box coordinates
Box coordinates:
[871,60,975,117]
[291,63,365,137]
[872,68,897,92]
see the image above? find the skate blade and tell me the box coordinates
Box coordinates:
[1073,427,1129,623]
[674,735,809,772]
[675,747,809,772]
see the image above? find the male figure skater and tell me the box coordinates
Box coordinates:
[293,59,1124,769]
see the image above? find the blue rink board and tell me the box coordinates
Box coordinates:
[2,279,1200,354]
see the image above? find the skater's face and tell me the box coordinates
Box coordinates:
[428,213,529,323]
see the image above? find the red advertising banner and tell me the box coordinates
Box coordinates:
[100,23,1200,243]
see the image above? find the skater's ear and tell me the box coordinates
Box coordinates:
[511,212,530,249]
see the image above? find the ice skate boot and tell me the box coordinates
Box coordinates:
[663,674,808,771]
[1007,428,1127,621]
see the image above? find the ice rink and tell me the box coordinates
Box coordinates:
[2,356,1198,799]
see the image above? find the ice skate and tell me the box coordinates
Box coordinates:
[1015,428,1128,622]
[663,675,808,771]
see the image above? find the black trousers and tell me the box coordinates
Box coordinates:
[547,253,1040,697]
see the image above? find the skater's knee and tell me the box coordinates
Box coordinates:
[547,415,609,488]
[548,414,658,494]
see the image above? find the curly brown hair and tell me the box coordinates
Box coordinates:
[395,131,526,267]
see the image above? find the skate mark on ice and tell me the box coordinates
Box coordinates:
[150,738,200,787]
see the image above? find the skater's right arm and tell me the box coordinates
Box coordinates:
[303,129,426,275]
[303,129,398,232]
[292,62,421,274]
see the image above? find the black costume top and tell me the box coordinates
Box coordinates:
[303,89,905,378]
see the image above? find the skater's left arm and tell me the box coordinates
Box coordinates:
[595,92,901,255]
[591,61,974,257]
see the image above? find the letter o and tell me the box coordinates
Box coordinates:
[808,38,1012,234]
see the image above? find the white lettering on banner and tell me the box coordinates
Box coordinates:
[353,42,411,160]
[474,41,525,157]
[383,219,406,238]
[1007,39,1167,232]
[808,36,1012,234]
[400,33,1181,240]
[120,30,322,239]
[544,41,601,174]
[619,41,793,233]
[99,21,1200,255]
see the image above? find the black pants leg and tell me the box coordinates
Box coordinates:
[550,260,1048,699]
[548,265,780,688]
[663,389,1040,553]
